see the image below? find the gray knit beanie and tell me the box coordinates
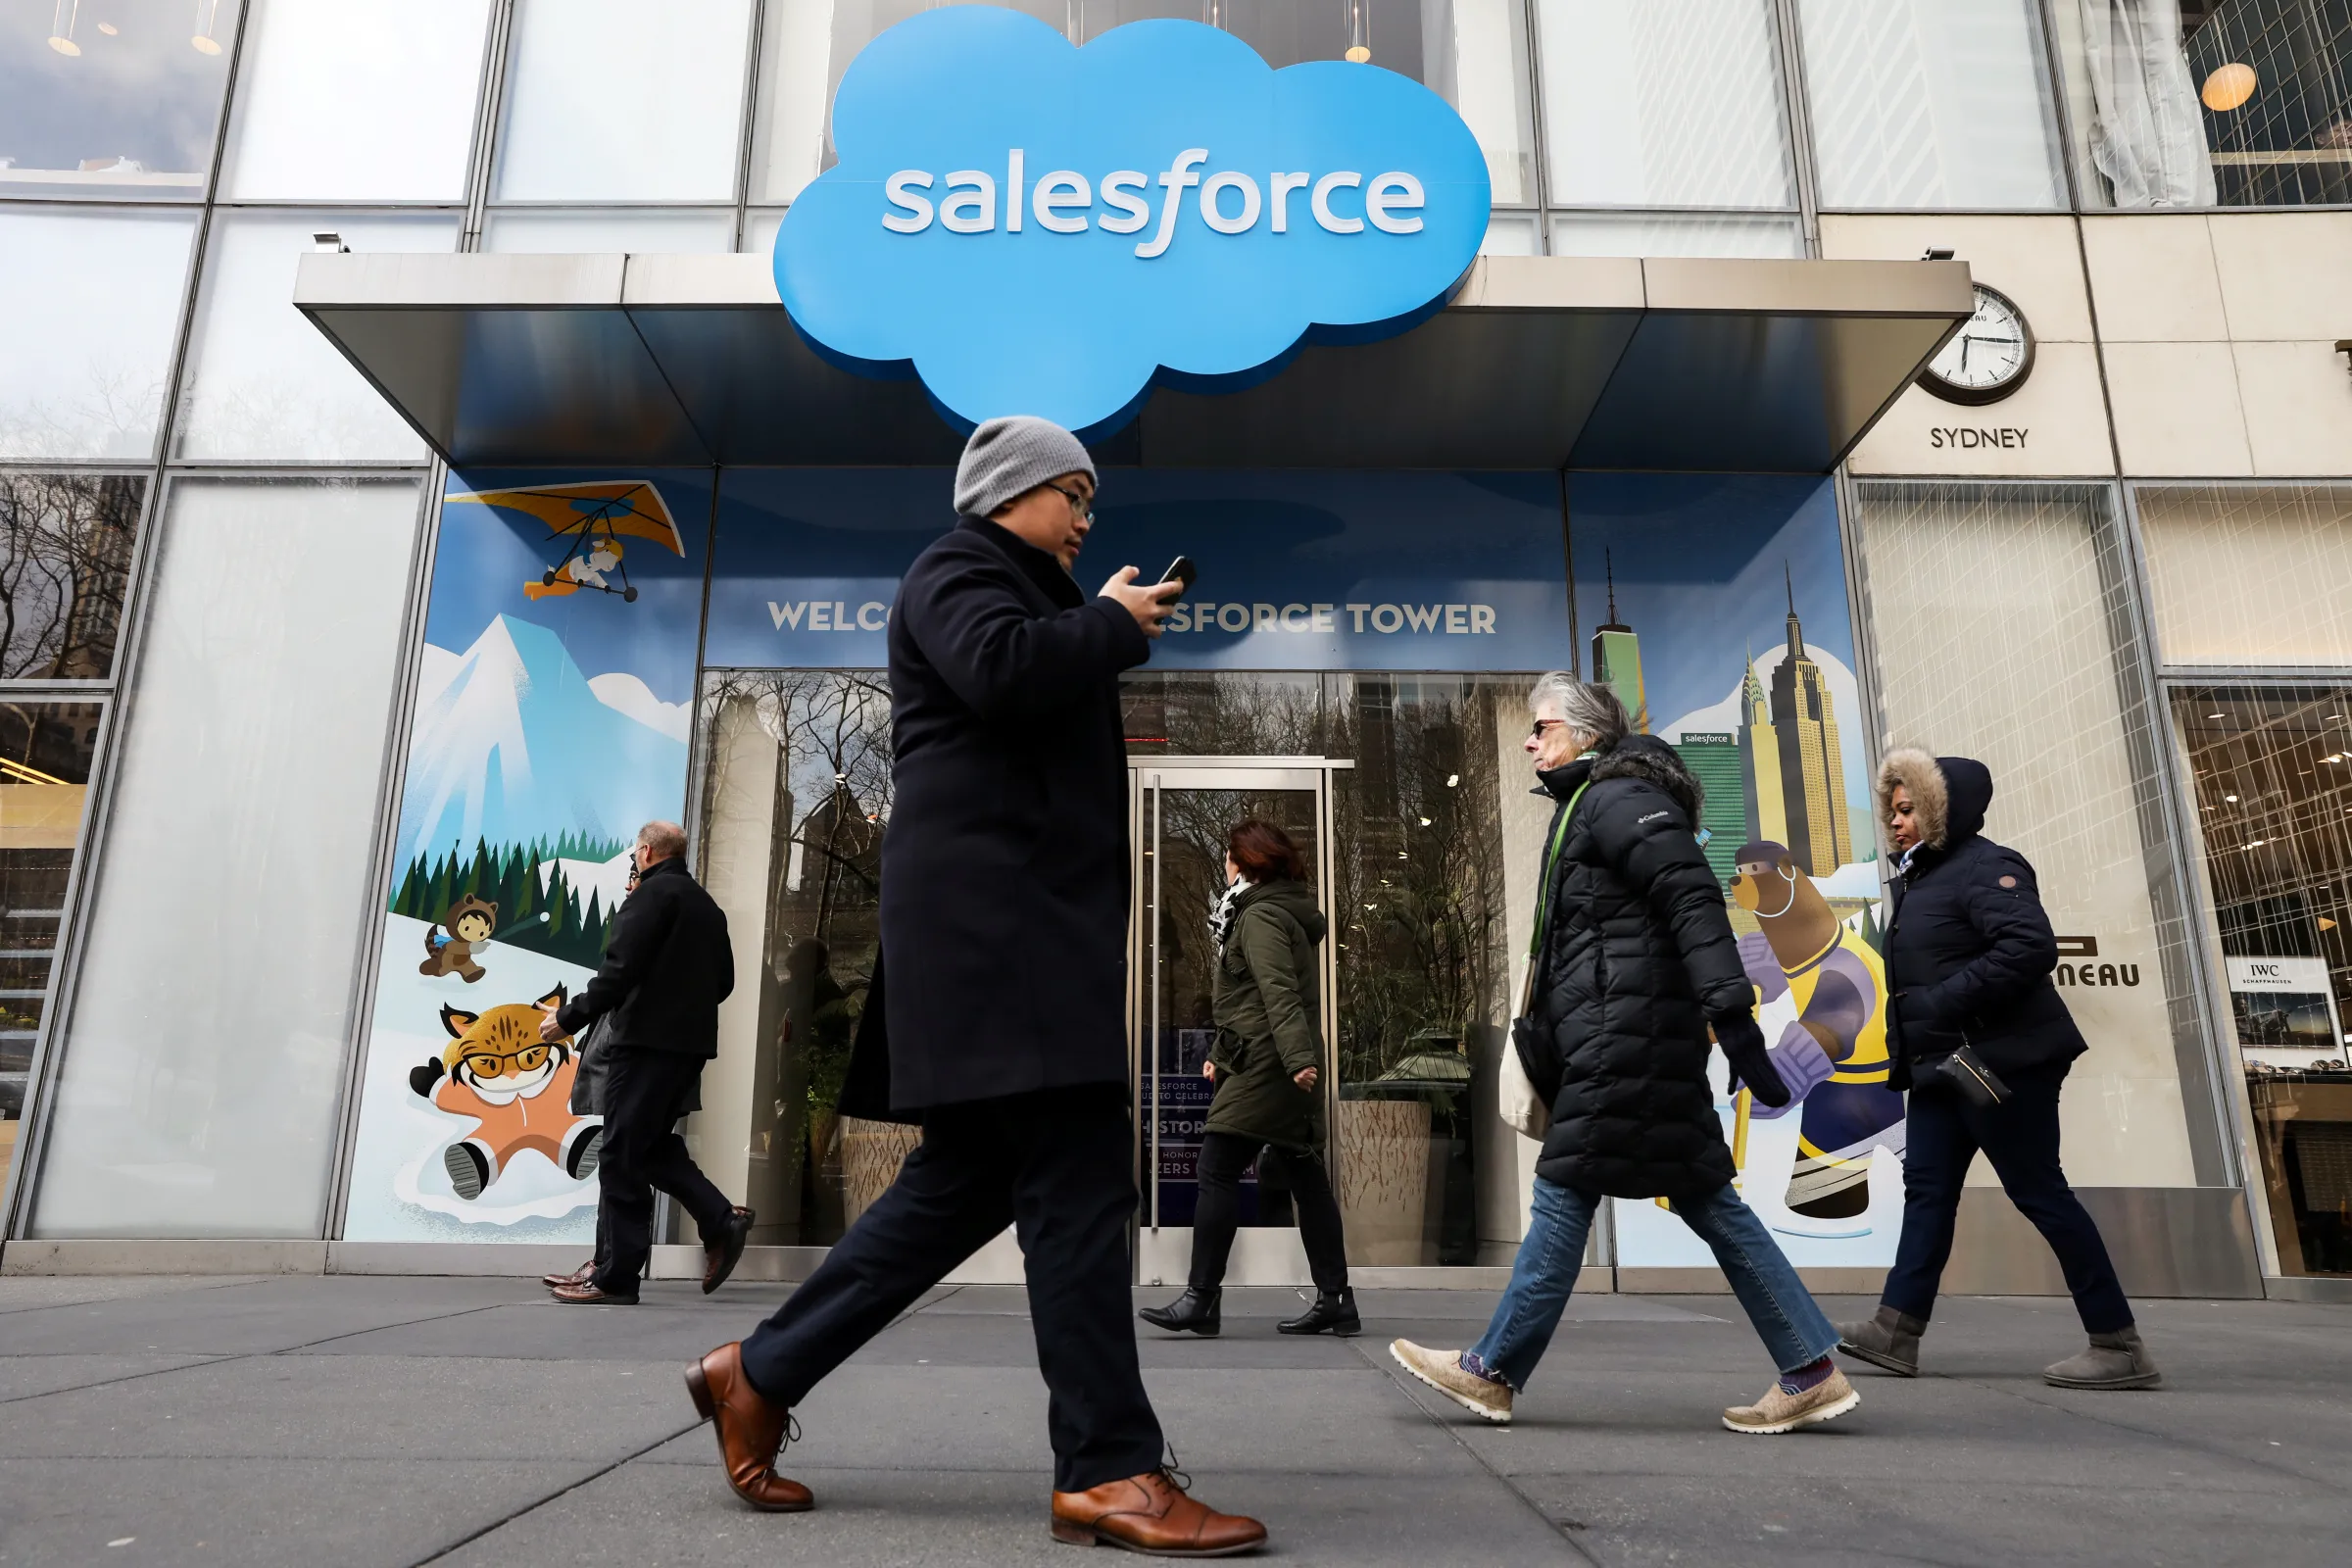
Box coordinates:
[953,416,1096,520]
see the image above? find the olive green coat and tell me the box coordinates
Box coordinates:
[1205,881,1328,1150]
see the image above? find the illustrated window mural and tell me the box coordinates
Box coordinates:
[1568,475,1900,1271]
[341,473,711,1243]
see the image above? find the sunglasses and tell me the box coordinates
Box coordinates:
[1530,718,1568,738]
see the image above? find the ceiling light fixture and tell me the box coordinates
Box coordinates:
[48,0,80,54]
[2202,61,2258,112]
[190,0,220,54]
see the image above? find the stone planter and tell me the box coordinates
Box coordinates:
[1339,1099,1432,1267]
[840,1116,923,1226]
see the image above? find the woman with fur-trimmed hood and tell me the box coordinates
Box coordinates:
[1392,676,1861,1439]
[1836,750,2159,1392]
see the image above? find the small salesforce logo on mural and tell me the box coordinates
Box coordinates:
[772,5,1490,435]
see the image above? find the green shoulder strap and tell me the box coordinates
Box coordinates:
[1527,779,1592,967]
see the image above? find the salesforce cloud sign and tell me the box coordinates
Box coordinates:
[772,5,1492,437]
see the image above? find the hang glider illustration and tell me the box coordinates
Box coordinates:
[445,481,685,604]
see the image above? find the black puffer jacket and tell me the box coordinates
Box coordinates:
[1880,751,2085,1091]
[1521,737,1754,1198]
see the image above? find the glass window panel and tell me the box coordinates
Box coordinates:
[0,472,143,679]
[1857,481,2205,1186]
[2172,687,2352,1275]
[496,0,755,202]
[740,207,786,255]
[1797,0,2067,210]
[0,700,102,1169]
[221,0,494,202]
[484,209,737,254]
[2055,1,2352,209]
[177,212,457,462]
[1481,213,1541,256]
[0,207,197,463]
[1547,210,1803,257]
[2138,484,2352,667]
[29,477,421,1239]
[1537,0,1795,208]
[0,0,232,198]
[749,2,1538,204]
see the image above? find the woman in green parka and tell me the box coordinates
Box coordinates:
[1140,819,1355,1339]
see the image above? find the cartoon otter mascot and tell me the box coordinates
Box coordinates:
[420,895,497,983]
[1732,841,1906,1222]
[407,984,601,1200]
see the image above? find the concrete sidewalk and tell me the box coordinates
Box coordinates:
[0,1274,2345,1566]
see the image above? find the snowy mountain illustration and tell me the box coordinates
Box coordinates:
[395,614,690,867]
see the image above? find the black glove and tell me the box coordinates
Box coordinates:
[1712,1011,1790,1108]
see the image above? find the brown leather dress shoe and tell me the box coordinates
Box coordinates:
[551,1281,637,1305]
[543,1258,595,1289]
[685,1342,812,1512]
[1050,1469,1265,1556]
[704,1205,756,1294]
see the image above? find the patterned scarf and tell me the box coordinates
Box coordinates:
[1207,875,1252,954]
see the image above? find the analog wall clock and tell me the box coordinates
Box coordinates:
[1920,283,2034,406]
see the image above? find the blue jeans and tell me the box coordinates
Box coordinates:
[1468,1177,1840,1390]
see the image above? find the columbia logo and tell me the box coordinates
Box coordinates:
[1638,810,1670,824]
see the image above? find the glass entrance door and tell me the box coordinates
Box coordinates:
[1130,760,1339,1286]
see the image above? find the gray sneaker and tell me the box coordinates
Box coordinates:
[2044,1326,2161,1390]
[1836,1305,1926,1377]
[1389,1339,1512,1424]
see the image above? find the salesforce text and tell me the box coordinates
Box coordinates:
[765,600,1499,635]
[881,150,1425,256]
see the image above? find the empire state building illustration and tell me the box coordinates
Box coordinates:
[1768,568,1852,877]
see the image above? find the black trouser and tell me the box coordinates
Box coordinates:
[739,1083,1163,1494]
[1882,1063,2134,1334]
[593,1047,734,1294]
[1189,1130,1348,1295]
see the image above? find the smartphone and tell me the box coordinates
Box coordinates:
[1158,556,1197,598]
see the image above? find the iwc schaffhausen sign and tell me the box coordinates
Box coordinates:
[1920,283,2034,406]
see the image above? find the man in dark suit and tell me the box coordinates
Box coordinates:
[684,417,1266,1554]
[540,819,753,1305]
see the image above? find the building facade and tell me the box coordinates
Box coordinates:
[3,1,2350,1302]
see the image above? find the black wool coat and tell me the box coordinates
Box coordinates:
[876,515,1152,1111]
[1520,737,1753,1199]
[555,857,734,1058]
[1883,756,2086,1091]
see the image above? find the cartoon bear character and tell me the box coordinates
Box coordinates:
[1732,841,1906,1222]
[420,895,498,983]
[407,984,601,1200]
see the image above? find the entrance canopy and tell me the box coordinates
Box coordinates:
[294,252,1970,472]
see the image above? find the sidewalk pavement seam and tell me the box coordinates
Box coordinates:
[1935,1365,2336,1494]
[0,1299,518,1409]
[1348,1338,1606,1567]
[0,1276,268,1318]
[405,1419,707,1567]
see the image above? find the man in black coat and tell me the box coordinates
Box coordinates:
[1392,676,1862,1438]
[684,416,1266,1555]
[1838,751,2159,1390]
[538,820,752,1305]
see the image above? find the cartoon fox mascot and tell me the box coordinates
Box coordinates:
[408,984,602,1200]
[1732,842,1906,1222]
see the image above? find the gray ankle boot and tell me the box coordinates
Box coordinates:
[1835,1305,1926,1377]
[2043,1326,2161,1390]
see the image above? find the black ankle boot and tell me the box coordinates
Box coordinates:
[1277,1287,1360,1337]
[1138,1287,1221,1337]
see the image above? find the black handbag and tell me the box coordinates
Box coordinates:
[1925,1041,2010,1109]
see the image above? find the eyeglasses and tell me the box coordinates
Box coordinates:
[1530,718,1567,738]
[1046,481,1095,520]
[463,1045,553,1079]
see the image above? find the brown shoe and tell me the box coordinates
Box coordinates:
[543,1258,596,1289]
[1050,1469,1265,1556]
[684,1342,812,1512]
[704,1205,756,1294]
[551,1281,637,1305]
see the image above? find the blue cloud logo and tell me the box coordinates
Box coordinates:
[773,5,1491,437]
